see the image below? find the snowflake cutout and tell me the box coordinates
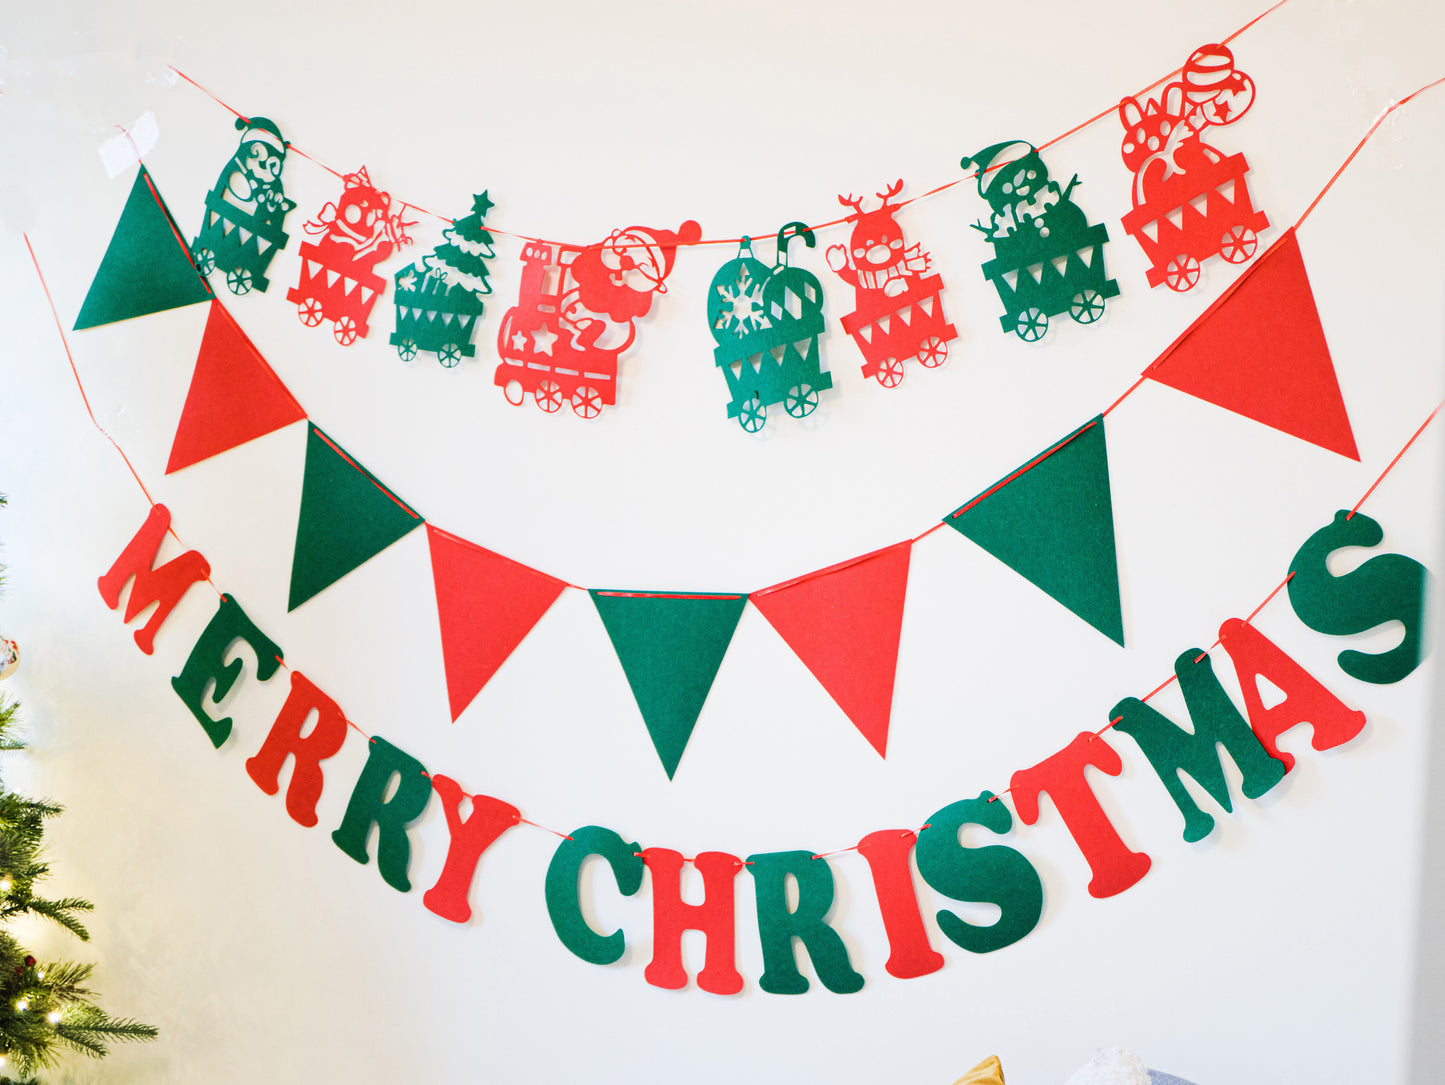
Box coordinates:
[714,268,769,336]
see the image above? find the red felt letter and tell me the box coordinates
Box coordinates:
[1010,732,1152,899]
[245,671,350,828]
[856,829,944,979]
[641,848,743,995]
[422,775,520,925]
[97,504,211,655]
[1218,618,1367,772]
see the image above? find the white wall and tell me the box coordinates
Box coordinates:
[2,1,1443,1082]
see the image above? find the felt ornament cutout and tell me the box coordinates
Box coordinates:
[745,851,864,995]
[544,827,645,966]
[944,416,1125,645]
[171,594,284,750]
[391,191,495,368]
[74,166,212,330]
[589,590,747,780]
[640,849,744,995]
[191,116,297,296]
[1118,43,1269,291]
[706,222,832,431]
[331,735,433,893]
[827,181,956,387]
[751,541,913,758]
[1287,510,1429,684]
[427,525,568,722]
[245,670,351,829]
[959,140,1118,340]
[287,166,414,346]
[421,775,519,926]
[97,503,212,656]
[494,220,702,418]
[166,300,307,474]
[855,829,945,980]
[288,424,424,612]
[952,1056,1007,1085]
[1144,228,1358,460]
[914,792,1043,954]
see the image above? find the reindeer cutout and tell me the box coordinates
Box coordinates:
[827,181,932,300]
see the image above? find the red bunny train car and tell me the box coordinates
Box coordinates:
[1121,151,1269,291]
[839,274,954,388]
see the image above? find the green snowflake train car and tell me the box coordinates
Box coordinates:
[707,223,833,432]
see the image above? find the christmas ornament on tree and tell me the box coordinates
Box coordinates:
[287,167,415,345]
[390,191,496,367]
[1118,43,1269,291]
[959,140,1119,340]
[707,222,832,432]
[190,116,297,296]
[494,219,701,418]
[826,181,956,387]
[0,639,16,682]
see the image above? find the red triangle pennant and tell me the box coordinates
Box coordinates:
[166,300,308,474]
[1145,228,1358,460]
[427,525,568,721]
[751,541,913,758]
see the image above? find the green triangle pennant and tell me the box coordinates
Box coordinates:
[74,166,213,330]
[589,591,748,779]
[943,415,1124,645]
[289,424,424,611]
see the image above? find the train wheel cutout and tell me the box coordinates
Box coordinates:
[1069,290,1106,324]
[334,316,358,346]
[298,297,324,327]
[916,336,948,368]
[193,247,216,277]
[875,357,905,388]
[438,343,462,368]
[396,339,418,362]
[572,386,603,420]
[535,380,564,413]
[226,267,254,296]
[503,379,526,406]
[738,396,767,432]
[784,384,820,418]
[1220,225,1258,263]
[1015,307,1049,342]
[1163,254,1201,292]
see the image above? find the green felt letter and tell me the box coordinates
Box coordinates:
[745,851,864,995]
[914,791,1042,953]
[171,594,283,748]
[545,826,645,966]
[330,737,433,892]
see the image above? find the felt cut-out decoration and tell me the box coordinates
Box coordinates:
[1144,228,1358,459]
[494,220,702,418]
[751,541,913,758]
[166,300,307,474]
[1010,732,1152,899]
[944,416,1124,645]
[391,191,495,368]
[915,792,1043,954]
[827,181,956,387]
[74,165,213,330]
[960,141,1118,340]
[952,1056,1006,1085]
[1118,43,1269,291]
[1216,618,1367,772]
[97,503,212,655]
[745,851,864,995]
[855,829,945,980]
[288,424,424,612]
[191,116,296,296]
[1111,649,1287,843]
[1287,510,1429,684]
[589,590,747,779]
[545,826,645,966]
[640,849,744,995]
[171,594,284,749]
[287,167,414,346]
[707,222,832,431]
[427,526,568,721]
[245,670,350,828]
[331,735,433,893]
[421,775,519,925]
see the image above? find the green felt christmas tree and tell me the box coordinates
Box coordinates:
[430,192,496,298]
[0,497,157,1083]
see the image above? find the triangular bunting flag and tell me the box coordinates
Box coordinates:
[1145,228,1358,460]
[426,525,568,722]
[589,590,748,780]
[943,417,1125,645]
[166,301,307,474]
[289,424,424,611]
[74,166,212,330]
[751,541,913,758]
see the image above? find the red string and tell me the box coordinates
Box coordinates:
[1349,402,1442,518]
[166,0,1293,250]
[948,421,1098,520]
